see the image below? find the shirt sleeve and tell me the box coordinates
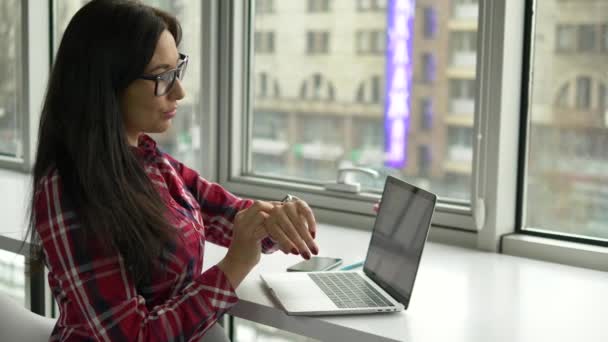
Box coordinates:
[164,153,279,254]
[35,172,238,342]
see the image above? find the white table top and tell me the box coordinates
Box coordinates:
[203,223,608,342]
[2,168,608,341]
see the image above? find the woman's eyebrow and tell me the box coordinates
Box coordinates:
[146,56,181,74]
[147,64,171,73]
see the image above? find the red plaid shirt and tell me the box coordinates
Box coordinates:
[34,134,277,341]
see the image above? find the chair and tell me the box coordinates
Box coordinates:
[0,292,56,341]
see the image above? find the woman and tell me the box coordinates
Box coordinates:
[28,1,318,341]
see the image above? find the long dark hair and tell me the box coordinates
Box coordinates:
[27,0,182,286]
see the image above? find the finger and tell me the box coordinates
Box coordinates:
[261,224,290,254]
[249,200,274,213]
[296,200,317,240]
[273,209,311,259]
[237,200,272,225]
[284,203,318,255]
[238,209,268,235]
[253,225,268,241]
[266,221,298,254]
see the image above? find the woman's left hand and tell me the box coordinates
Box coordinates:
[262,198,318,259]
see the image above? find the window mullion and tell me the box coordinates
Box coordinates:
[475,0,525,251]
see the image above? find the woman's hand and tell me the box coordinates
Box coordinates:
[263,198,318,260]
[218,201,273,287]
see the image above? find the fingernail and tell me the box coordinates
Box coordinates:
[311,247,318,255]
[312,231,316,239]
[303,252,311,260]
[291,248,299,255]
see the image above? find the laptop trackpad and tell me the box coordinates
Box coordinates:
[264,273,336,312]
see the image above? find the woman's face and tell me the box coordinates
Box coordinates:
[121,30,186,146]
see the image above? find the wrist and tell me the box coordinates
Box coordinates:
[217,256,256,288]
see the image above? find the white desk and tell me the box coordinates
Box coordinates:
[203,223,608,342]
[2,167,608,341]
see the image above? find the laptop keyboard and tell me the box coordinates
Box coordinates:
[309,272,395,309]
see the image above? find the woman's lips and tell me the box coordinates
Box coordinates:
[163,109,177,119]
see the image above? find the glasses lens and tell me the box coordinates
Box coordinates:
[155,72,175,96]
[178,59,188,81]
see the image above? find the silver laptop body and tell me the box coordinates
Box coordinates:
[261,176,437,316]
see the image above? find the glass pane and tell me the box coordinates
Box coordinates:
[250,0,479,200]
[234,317,320,342]
[0,0,23,159]
[53,0,203,170]
[525,1,608,240]
[0,249,26,306]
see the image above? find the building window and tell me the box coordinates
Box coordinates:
[307,31,330,54]
[423,53,436,83]
[255,0,274,15]
[450,31,477,66]
[308,0,331,13]
[556,25,577,52]
[357,75,383,104]
[300,73,335,101]
[602,24,608,52]
[356,30,385,54]
[255,31,275,54]
[578,25,596,52]
[599,84,607,122]
[555,84,570,108]
[357,0,387,12]
[423,7,437,39]
[576,76,591,109]
[420,98,433,131]
[418,145,431,177]
[0,0,23,160]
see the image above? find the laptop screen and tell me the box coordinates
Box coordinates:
[363,176,436,308]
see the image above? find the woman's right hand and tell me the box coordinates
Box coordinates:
[217,201,273,288]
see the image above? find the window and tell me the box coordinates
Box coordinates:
[422,53,436,82]
[247,0,479,206]
[54,0,205,170]
[524,0,608,242]
[423,7,437,39]
[578,25,596,52]
[0,0,23,160]
[450,31,477,66]
[449,79,476,114]
[308,0,330,13]
[356,30,386,54]
[600,84,607,123]
[576,76,591,110]
[556,25,576,52]
[602,24,608,52]
[255,0,274,15]
[452,0,478,20]
[0,250,25,307]
[255,31,275,54]
[307,31,330,54]
[420,98,433,131]
[418,145,431,177]
[357,0,386,12]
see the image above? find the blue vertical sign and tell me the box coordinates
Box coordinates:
[384,0,415,169]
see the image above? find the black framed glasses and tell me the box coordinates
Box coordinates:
[140,53,188,96]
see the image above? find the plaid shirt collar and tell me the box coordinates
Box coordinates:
[131,133,158,160]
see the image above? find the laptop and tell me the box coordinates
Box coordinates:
[260,175,437,316]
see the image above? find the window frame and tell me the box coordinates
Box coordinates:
[514,0,608,250]
[218,0,506,241]
[0,0,47,173]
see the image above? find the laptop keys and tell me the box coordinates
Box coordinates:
[309,273,394,309]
